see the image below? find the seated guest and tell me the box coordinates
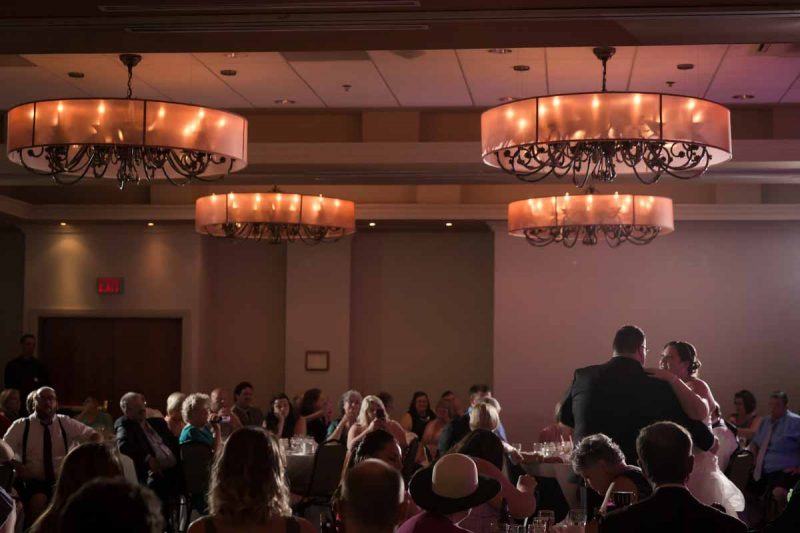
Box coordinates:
[728,389,762,443]
[449,429,536,531]
[600,421,746,533]
[571,433,652,508]
[210,388,242,441]
[264,393,298,439]
[0,389,20,421]
[179,393,222,452]
[341,459,406,533]
[297,388,330,444]
[163,392,186,438]
[399,453,501,533]
[352,429,403,472]
[3,386,96,522]
[441,390,465,418]
[327,390,362,445]
[439,385,507,456]
[751,391,800,507]
[378,392,395,418]
[75,396,115,436]
[348,396,407,450]
[538,403,574,443]
[712,402,739,472]
[115,392,181,528]
[28,442,122,533]
[24,391,35,418]
[188,427,315,533]
[400,392,436,441]
[231,381,264,427]
[59,477,164,533]
[420,397,453,462]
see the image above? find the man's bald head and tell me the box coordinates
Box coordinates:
[342,459,405,533]
[209,388,228,412]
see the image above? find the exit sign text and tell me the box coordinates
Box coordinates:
[97,277,124,294]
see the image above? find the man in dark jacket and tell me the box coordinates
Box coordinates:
[559,325,715,465]
[601,421,746,533]
[4,335,50,414]
[115,392,181,531]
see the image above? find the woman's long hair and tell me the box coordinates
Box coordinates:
[406,391,435,420]
[265,393,297,438]
[208,427,291,525]
[665,340,701,375]
[449,429,504,470]
[300,388,322,417]
[29,442,122,533]
[357,395,387,426]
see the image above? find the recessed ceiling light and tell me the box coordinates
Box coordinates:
[223,52,247,59]
[274,99,296,105]
[368,222,376,227]
[676,63,695,70]
[445,222,453,227]
[512,65,530,72]
[220,69,237,77]
[732,94,755,100]
[488,48,513,54]
[499,96,515,102]
[147,222,155,227]
[59,222,67,226]
[67,71,85,79]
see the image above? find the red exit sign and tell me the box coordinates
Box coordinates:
[97,277,124,294]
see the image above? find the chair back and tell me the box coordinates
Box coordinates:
[725,449,754,491]
[403,438,420,482]
[306,440,348,499]
[180,442,214,496]
[0,463,14,491]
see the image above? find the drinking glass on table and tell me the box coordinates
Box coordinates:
[537,510,555,528]
[566,509,587,526]
[511,442,523,452]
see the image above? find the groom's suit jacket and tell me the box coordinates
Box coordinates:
[559,356,715,464]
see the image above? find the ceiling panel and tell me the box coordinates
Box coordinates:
[192,52,324,108]
[286,54,398,108]
[705,44,800,104]
[457,48,547,107]
[0,66,84,108]
[369,50,472,107]
[546,46,636,94]
[628,45,728,97]
[119,53,251,108]
[23,54,168,101]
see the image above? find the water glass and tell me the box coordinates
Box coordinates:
[512,442,523,452]
[566,509,587,526]
[537,510,555,528]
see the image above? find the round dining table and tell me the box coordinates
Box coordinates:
[522,461,581,510]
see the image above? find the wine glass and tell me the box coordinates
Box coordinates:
[567,509,587,526]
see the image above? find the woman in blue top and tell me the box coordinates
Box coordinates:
[180,393,222,451]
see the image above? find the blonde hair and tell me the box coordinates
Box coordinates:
[209,427,291,525]
[480,397,501,413]
[357,395,387,426]
[181,393,209,424]
[469,402,499,432]
[166,392,186,418]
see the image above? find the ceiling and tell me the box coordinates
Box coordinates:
[2,43,800,110]
[2,1,800,54]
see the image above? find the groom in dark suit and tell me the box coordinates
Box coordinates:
[559,324,715,465]
[600,421,746,532]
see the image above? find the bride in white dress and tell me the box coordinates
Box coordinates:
[646,341,745,516]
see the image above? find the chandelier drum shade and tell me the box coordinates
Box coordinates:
[481,47,731,188]
[6,54,248,189]
[508,192,674,247]
[195,191,356,244]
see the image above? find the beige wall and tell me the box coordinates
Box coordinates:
[284,239,353,402]
[493,221,800,444]
[350,232,494,417]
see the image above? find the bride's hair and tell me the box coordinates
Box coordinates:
[665,341,701,375]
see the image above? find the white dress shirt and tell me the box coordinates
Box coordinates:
[3,414,94,480]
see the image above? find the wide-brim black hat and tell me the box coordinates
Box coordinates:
[409,463,501,515]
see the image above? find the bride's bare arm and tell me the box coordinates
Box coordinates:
[645,368,709,421]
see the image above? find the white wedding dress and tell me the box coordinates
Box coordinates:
[686,418,745,516]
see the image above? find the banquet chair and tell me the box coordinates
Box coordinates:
[294,439,348,516]
[0,463,14,492]
[178,442,214,532]
[402,438,420,482]
[725,449,754,492]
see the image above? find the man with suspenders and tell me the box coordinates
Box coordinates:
[2,387,96,522]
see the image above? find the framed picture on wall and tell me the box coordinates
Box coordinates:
[305,351,329,371]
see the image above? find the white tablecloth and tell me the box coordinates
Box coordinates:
[522,462,580,510]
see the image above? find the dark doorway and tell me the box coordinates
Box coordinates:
[38,317,182,418]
